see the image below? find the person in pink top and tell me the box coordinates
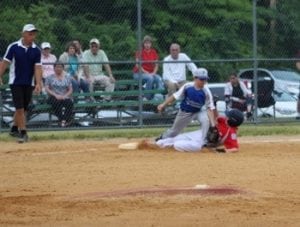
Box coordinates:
[40,42,57,83]
[133,35,164,100]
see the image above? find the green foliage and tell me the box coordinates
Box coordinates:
[0,0,299,80]
[0,2,58,52]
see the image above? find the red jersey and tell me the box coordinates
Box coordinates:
[217,116,239,150]
[133,48,159,73]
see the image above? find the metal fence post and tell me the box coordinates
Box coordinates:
[137,0,143,127]
[252,0,258,123]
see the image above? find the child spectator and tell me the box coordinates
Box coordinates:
[133,35,164,101]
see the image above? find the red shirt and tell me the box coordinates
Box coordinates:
[217,116,239,149]
[133,48,159,73]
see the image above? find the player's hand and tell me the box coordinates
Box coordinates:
[56,94,65,100]
[157,103,165,112]
[85,75,93,83]
[109,75,116,83]
[34,83,42,95]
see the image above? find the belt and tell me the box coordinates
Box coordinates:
[180,108,198,113]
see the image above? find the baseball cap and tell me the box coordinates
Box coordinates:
[143,35,152,43]
[90,38,100,45]
[41,42,51,49]
[193,68,209,80]
[22,24,38,32]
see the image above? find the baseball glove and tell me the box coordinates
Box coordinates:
[207,126,220,147]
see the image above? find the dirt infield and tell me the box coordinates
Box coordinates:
[0,135,299,226]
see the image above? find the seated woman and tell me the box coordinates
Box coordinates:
[44,61,74,127]
[224,73,253,119]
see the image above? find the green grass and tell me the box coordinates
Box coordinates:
[0,122,300,142]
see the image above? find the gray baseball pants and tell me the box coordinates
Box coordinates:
[162,109,210,143]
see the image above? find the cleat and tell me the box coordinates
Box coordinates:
[246,112,253,120]
[155,135,163,142]
[17,133,29,143]
[9,131,20,138]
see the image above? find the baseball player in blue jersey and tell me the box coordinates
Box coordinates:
[156,68,216,143]
[0,24,42,143]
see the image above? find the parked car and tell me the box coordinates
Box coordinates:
[237,68,300,97]
[207,83,298,118]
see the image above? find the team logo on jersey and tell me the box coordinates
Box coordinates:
[231,133,237,140]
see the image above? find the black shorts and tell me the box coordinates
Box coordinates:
[10,85,34,111]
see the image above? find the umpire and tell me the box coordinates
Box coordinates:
[157,68,216,144]
[0,24,42,143]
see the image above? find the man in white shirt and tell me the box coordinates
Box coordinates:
[163,43,197,97]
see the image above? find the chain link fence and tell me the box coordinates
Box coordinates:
[1,0,300,132]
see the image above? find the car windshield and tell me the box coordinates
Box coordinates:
[208,85,225,100]
[271,70,300,82]
[274,91,297,102]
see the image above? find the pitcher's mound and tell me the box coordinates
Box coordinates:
[72,185,247,200]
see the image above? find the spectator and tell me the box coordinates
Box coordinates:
[72,39,85,87]
[156,68,216,144]
[82,38,115,101]
[224,73,253,119]
[296,50,300,120]
[45,61,74,127]
[41,42,57,83]
[0,24,42,143]
[59,42,89,94]
[133,35,164,101]
[163,43,197,97]
[73,39,83,59]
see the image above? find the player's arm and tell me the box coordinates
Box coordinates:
[104,63,115,83]
[207,108,216,127]
[162,59,170,81]
[0,60,9,85]
[34,64,43,94]
[157,95,176,112]
[215,147,238,153]
[184,54,197,73]
[157,82,186,112]
[205,85,216,127]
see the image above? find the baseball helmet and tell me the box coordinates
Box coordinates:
[226,109,244,127]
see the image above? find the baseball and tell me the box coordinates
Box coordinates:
[194,184,209,189]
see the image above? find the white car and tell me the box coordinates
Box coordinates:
[207,83,298,118]
[238,68,300,97]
